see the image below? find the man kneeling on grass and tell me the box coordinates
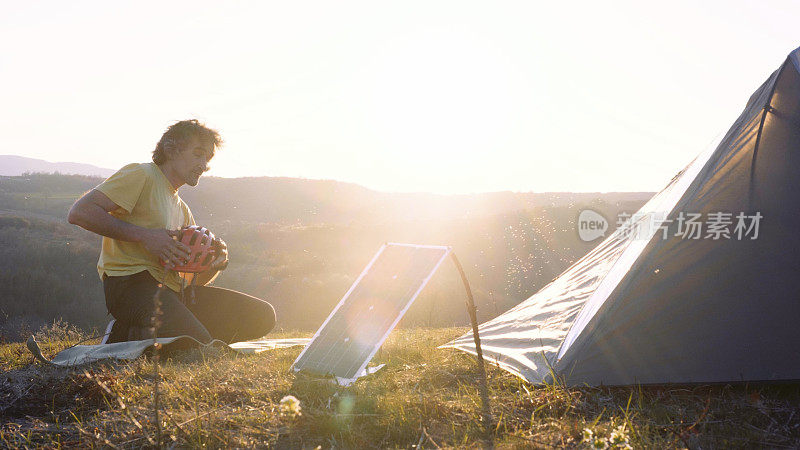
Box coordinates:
[68,119,275,344]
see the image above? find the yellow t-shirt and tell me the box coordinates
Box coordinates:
[95,162,195,292]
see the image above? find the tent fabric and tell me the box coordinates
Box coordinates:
[30,336,310,366]
[229,338,311,354]
[444,47,800,386]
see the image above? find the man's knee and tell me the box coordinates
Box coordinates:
[152,291,213,343]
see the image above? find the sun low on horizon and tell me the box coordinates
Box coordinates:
[3,1,800,194]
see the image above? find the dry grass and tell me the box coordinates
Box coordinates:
[1,325,799,448]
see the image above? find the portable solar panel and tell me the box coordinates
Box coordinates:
[292,243,451,384]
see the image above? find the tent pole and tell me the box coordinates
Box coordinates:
[450,252,493,432]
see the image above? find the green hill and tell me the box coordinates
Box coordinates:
[1,173,798,448]
[0,172,650,339]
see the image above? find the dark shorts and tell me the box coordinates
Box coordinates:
[103,270,276,344]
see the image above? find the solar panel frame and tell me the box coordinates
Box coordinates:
[292,242,452,384]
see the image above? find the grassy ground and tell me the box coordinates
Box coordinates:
[1,325,800,448]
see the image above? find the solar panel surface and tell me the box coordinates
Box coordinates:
[292,243,451,382]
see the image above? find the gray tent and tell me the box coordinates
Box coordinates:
[445,47,800,386]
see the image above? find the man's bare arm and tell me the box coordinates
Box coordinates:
[68,190,144,241]
[68,189,190,267]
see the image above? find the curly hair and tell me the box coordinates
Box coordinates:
[152,119,223,165]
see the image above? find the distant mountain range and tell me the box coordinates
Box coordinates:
[0,155,115,177]
[180,177,655,225]
[0,155,657,226]
[0,170,655,229]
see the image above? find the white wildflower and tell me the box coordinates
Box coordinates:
[582,428,594,442]
[280,395,302,417]
[609,425,630,447]
[591,437,609,449]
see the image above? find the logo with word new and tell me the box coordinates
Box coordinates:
[578,209,608,242]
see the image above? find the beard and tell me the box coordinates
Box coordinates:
[186,173,201,186]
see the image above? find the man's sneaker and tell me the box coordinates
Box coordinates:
[100,319,116,344]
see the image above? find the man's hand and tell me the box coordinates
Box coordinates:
[210,236,229,271]
[140,229,191,269]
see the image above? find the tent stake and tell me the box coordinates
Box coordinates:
[450,252,493,433]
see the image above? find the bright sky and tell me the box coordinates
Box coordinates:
[2,1,800,194]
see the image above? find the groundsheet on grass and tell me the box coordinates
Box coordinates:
[28,336,311,367]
